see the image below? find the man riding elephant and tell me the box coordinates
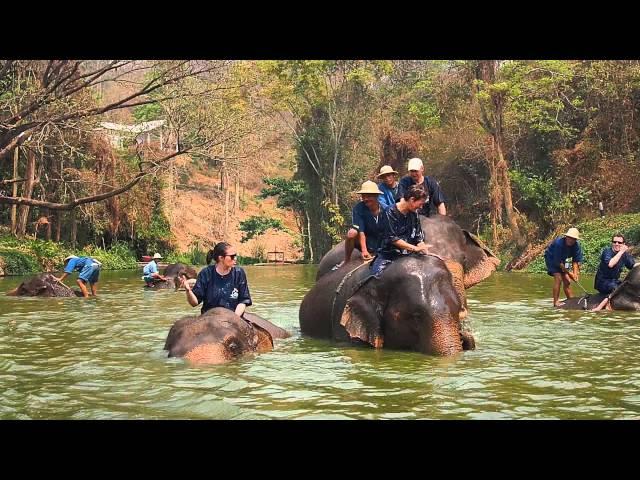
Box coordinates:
[316,207,500,318]
[300,249,474,355]
[559,262,640,311]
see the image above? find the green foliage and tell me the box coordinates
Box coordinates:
[132,103,163,122]
[259,177,307,212]
[80,242,137,270]
[0,249,40,275]
[525,213,640,274]
[238,216,286,243]
[509,169,592,226]
[321,199,345,245]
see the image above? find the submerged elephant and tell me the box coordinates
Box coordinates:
[300,253,475,356]
[559,263,640,311]
[316,215,500,317]
[165,307,291,364]
[146,263,198,290]
[6,273,82,297]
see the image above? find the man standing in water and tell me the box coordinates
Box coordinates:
[56,255,102,298]
[544,228,584,307]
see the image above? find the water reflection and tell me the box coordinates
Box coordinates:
[1,267,640,419]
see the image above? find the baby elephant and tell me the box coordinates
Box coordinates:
[164,307,290,364]
[6,273,82,297]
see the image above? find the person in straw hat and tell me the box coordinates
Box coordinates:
[399,157,446,217]
[376,165,405,210]
[543,227,584,307]
[143,252,168,287]
[56,254,103,298]
[333,180,387,270]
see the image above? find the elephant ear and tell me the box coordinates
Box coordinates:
[462,230,501,288]
[339,289,384,349]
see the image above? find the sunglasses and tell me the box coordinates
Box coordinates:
[612,241,625,245]
[225,254,237,259]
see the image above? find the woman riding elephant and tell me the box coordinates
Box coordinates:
[167,242,289,364]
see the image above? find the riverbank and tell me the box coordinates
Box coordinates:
[0,234,274,276]
[510,213,640,274]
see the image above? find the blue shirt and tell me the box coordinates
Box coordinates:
[191,265,252,315]
[595,247,635,281]
[378,182,405,210]
[544,237,584,268]
[380,205,424,256]
[351,201,387,253]
[143,260,159,277]
[399,175,446,217]
[64,256,95,274]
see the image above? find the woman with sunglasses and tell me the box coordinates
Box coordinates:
[181,242,252,316]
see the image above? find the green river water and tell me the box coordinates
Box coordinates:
[1,265,639,419]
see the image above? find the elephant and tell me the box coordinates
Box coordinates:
[145,263,198,290]
[299,253,475,356]
[164,307,291,364]
[559,263,640,311]
[316,215,500,318]
[6,273,82,297]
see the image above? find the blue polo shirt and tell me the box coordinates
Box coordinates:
[64,256,93,273]
[378,182,405,210]
[351,201,387,254]
[191,265,252,315]
[399,175,445,217]
[595,247,635,282]
[379,204,425,257]
[143,260,159,277]
[544,237,584,274]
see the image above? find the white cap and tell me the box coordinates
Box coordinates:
[407,158,423,171]
[153,253,163,259]
[64,255,78,262]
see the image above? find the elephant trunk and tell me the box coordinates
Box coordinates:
[444,260,467,320]
[182,343,232,365]
[425,315,464,356]
[6,287,18,296]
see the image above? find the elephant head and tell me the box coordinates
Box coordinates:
[6,273,80,297]
[609,263,640,310]
[164,307,289,364]
[301,254,473,356]
[148,263,198,290]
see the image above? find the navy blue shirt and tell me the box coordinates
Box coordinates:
[191,265,252,315]
[379,205,424,256]
[377,182,405,210]
[544,237,584,271]
[399,175,445,217]
[595,247,635,282]
[351,201,387,254]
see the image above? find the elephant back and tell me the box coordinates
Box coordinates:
[300,259,375,340]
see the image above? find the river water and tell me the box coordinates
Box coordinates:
[1,266,639,419]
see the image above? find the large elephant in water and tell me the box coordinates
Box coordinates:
[316,215,500,318]
[165,307,290,364]
[6,273,82,297]
[147,263,198,290]
[559,263,640,311]
[300,253,474,356]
